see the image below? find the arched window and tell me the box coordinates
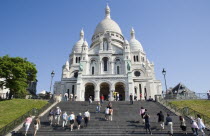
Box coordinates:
[133,56,136,62]
[79,57,81,63]
[92,67,94,75]
[103,40,108,50]
[103,57,108,71]
[117,66,120,74]
[136,56,139,62]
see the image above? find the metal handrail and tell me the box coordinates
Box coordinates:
[159,97,210,127]
[0,102,52,136]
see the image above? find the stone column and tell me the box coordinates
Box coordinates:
[94,90,100,101]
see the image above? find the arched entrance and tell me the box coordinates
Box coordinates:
[100,82,110,101]
[115,82,125,101]
[85,83,95,101]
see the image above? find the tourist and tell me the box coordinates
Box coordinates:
[130,93,133,104]
[62,111,68,128]
[24,115,33,136]
[107,102,112,109]
[89,96,92,104]
[105,107,110,121]
[143,113,152,135]
[134,93,137,101]
[96,101,101,113]
[140,107,145,123]
[48,109,54,126]
[207,90,210,100]
[68,112,75,131]
[64,92,68,101]
[70,93,73,101]
[197,114,206,136]
[109,107,113,121]
[190,117,198,136]
[84,110,90,127]
[165,114,173,136]
[144,94,147,101]
[33,116,41,136]
[117,93,119,101]
[140,93,142,101]
[179,116,187,134]
[76,113,83,130]
[100,95,104,103]
[148,96,153,101]
[55,107,62,125]
[157,111,164,130]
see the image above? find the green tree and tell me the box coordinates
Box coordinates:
[0,55,37,98]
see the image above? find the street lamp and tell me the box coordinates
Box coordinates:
[162,68,168,93]
[50,70,55,94]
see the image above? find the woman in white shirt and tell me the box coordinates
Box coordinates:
[197,114,206,136]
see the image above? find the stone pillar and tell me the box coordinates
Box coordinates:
[110,90,114,101]
[94,90,100,101]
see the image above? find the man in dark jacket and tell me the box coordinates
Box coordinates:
[157,111,164,129]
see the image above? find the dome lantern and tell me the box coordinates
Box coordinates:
[105,4,111,19]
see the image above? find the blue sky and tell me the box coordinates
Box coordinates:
[0,0,210,93]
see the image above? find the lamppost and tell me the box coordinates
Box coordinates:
[162,68,168,94]
[50,70,55,94]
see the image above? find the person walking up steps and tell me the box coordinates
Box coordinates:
[140,107,145,123]
[197,114,206,136]
[55,107,62,125]
[179,116,187,134]
[190,116,198,136]
[24,115,33,136]
[96,101,101,113]
[105,107,110,121]
[33,116,41,136]
[109,107,113,121]
[62,111,68,128]
[143,113,152,135]
[84,110,90,127]
[157,111,164,130]
[165,114,173,136]
[69,112,75,131]
[76,113,83,130]
[89,96,92,104]
[48,109,54,126]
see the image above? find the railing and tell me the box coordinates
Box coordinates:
[159,98,210,127]
[0,101,53,136]
[163,93,210,100]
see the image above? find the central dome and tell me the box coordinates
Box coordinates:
[94,18,122,35]
[94,5,122,36]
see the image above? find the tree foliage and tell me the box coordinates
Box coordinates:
[0,55,37,98]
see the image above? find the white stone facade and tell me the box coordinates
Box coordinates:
[54,5,162,101]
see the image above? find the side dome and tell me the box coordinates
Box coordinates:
[72,29,84,53]
[129,28,143,51]
[94,5,122,35]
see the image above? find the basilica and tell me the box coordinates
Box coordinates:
[54,5,162,101]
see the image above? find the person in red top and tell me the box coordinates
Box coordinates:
[100,95,104,103]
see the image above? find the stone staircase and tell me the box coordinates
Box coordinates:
[14,101,209,136]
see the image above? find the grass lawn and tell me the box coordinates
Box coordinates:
[0,99,48,129]
[170,100,210,118]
